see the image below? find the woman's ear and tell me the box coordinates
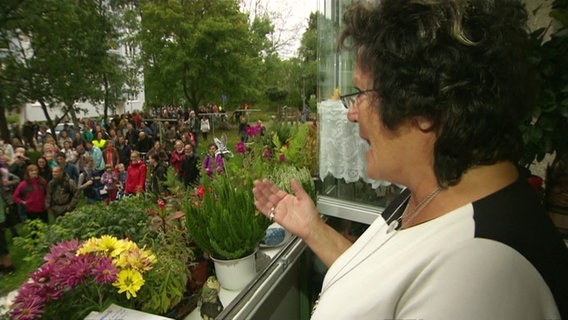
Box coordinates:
[416,117,435,132]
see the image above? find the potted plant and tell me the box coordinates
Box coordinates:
[183,176,270,290]
[520,0,568,235]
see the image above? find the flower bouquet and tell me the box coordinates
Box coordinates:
[10,235,156,320]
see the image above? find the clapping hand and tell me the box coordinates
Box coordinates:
[253,179,320,241]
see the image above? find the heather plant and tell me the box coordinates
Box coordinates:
[184,176,270,260]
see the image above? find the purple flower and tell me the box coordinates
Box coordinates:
[43,239,80,264]
[246,124,262,137]
[92,257,118,284]
[279,154,286,163]
[236,141,246,154]
[263,148,272,159]
[30,264,55,284]
[13,283,46,306]
[60,255,92,288]
[10,297,45,320]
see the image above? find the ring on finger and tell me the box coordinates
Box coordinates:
[269,206,275,222]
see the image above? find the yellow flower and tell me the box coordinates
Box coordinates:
[76,237,102,256]
[110,238,132,258]
[112,245,156,272]
[99,235,120,256]
[113,269,145,299]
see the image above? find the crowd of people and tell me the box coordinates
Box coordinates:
[0,105,230,277]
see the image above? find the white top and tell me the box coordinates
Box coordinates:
[313,180,566,319]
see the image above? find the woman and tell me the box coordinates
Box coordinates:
[72,132,84,149]
[42,142,58,168]
[125,151,146,196]
[92,131,107,149]
[147,140,168,163]
[169,140,185,173]
[200,116,210,141]
[36,156,52,182]
[253,1,568,319]
[202,143,224,178]
[12,165,48,224]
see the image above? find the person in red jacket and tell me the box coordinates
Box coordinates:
[125,151,146,196]
[169,140,185,173]
[12,164,48,224]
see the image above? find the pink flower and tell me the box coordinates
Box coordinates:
[236,141,246,154]
[246,124,262,137]
[279,154,286,163]
[30,264,55,285]
[263,148,272,159]
[157,199,165,209]
[59,255,92,288]
[10,297,45,320]
[43,239,80,264]
[13,283,46,306]
[92,257,118,284]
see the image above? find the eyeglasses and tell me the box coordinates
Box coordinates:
[340,89,377,109]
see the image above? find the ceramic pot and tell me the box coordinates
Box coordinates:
[210,248,257,291]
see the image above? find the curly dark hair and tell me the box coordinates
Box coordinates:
[338,0,537,187]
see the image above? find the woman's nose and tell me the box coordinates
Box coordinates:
[347,105,358,123]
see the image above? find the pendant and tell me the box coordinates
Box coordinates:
[387,220,399,233]
[311,293,321,315]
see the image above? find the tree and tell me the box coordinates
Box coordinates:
[138,0,269,111]
[2,0,130,133]
[297,12,319,109]
[0,0,29,141]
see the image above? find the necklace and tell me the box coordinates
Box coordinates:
[312,187,442,315]
[398,186,442,228]
[312,192,409,315]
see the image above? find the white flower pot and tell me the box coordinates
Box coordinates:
[210,249,257,291]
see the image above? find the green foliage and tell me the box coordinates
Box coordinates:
[137,222,195,314]
[270,122,293,144]
[521,1,568,165]
[139,0,268,109]
[269,165,316,203]
[1,0,130,129]
[12,195,194,315]
[272,123,318,175]
[53,195,151,243]
[184,177,270,260]
[6,114,19,124]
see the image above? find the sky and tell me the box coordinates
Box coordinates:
[240,0,318,58]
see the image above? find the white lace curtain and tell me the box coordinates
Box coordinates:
[318,99,391,189]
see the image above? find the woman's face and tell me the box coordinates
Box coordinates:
[208,145,217,155]
[28,167,38,178]
[37,158,46,167]
[347,63,423,182]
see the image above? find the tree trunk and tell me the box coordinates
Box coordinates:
[0,106,10,142]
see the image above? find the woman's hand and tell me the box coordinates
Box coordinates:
[253,179,321,241]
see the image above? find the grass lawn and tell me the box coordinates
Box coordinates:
[0,228,41,296]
